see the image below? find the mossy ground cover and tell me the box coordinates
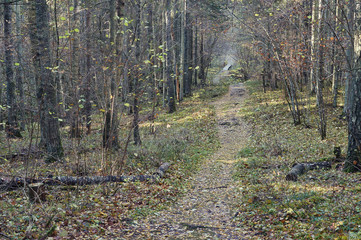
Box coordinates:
[233,80,361,239]
[0,85,226,239]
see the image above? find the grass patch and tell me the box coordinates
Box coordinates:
[236,147,255,158]
[232,80,361,239]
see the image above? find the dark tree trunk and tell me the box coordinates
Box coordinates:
[4,0,18,136]
[174,0,181,100]
[103,0,120,150]
[84,3,92,135]
[133,0,142,145]
[344,76,361,172]
[69,0,81,138]
[185,9,193,96]
[199,30,206,87]
[344,0,355,116]
[331,0,341,108]
[183,0,190,96]
[316,0,326,140]
[344,1,361,172]
[193,17,198,86]
[179,0,185,101]
[29,0,63,162]
[15,2,25,131]
[166,0,176,113]
[146,1,155,103]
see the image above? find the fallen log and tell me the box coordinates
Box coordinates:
[0,162,170,192]
[285,161,331,181]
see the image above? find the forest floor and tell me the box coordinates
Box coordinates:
[2,78,361,239]
[121,83,253,239]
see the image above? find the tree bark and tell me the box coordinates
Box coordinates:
[331,0,341,108]
[179,0,185,101]
[344,0,355,116]
[317,0,326,140]
[29,0,63,162]
[84,0,92,135]
[183,0,191,96]
[4,0,18,136]
[193,17,198,86]
[166,0,176,113]
[344,0,361,172]
[133,0,142,145]
[199,30,206,87]
[310,0,319,95]
[103,0,120,149]
[15,2,25,131]
[69,0,81,138]
[185,8,193,95]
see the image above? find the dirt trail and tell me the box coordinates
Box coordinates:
[121,84,252,239]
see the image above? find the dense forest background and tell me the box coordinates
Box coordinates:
[0,0,228,160]
[1,0,361,171]
[1,0,361,238]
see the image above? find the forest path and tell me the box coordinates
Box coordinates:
[213,26,239,84]
[122,84,252,239]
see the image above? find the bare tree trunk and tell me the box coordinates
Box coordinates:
[4,0,18,136]
[344,0,360,172]
[29,0,63,162]
[199,30,206,87]
[185,7,193,95]
[344,0,355,116]
[69,0,81,138]
[183,0,191,96]
[53,0,66,128]
[103,0,120,149]
[179,0,185,101]
[193,17,198,86]
[332,0,341,108]
[166,0,176,113]
[310,0,319,95]
[146,1,156,108]
[133,0,142,145]
[15,2,25,131]
[174,0,181,100]
[317,0,327,140]
[84,0,92,135]
[121,2,130,110]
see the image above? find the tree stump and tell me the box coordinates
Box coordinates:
[28,183,46,203]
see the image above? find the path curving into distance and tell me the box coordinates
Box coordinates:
[120,83,254,239]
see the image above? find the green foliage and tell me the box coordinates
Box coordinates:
[236,147,255,158]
